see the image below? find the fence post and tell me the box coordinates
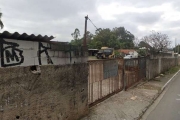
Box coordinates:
[146,58,149,80]
[175,56,178,66]
[123,59,126,91]
[158,57,162,74]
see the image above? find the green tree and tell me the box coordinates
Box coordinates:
[91,28,120,49]
[71,28,80,40]
[137,49,147,56]
[112,27,135,48]
[71,27,135,50]
[174,45,180,54]
[0,10,4,29]
[80,31,93,44]
[71,28,81,46]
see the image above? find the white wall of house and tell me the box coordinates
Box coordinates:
[129,51,138,57]
[0,38,87,67]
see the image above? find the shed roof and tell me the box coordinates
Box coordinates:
[0,31,54,42]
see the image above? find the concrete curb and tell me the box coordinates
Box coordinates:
[161,70,180,91]
[135,70,180,120]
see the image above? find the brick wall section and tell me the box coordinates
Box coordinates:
[0,64,88,120]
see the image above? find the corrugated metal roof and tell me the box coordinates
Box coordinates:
[0,31,54,42]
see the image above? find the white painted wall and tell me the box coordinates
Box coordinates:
[0,38,87,67]
[129,51,138,58]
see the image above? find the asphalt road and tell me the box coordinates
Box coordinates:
[146,72,180,120]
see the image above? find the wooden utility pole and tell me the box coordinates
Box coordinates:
[83,15,88,47]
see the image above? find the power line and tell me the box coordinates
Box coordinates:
[88,17,99,30]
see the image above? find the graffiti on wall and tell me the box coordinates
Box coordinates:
[0,38,86,67]
[38,42,53,65]
[0,38,53,67]
[0,38,24,67]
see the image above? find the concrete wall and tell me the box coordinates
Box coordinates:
[161,58,177,73]
[178,56,180,65]
[146,59,159,80]
[0,64,88,120]
[150,52,174,59]
[0,38,87,67]
[146,57,178,80]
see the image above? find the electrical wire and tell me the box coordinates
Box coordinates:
[88,18,99,30]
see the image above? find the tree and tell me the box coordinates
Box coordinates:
[71,28,81,46]
[70,27,135,50]
[137,49,147,56]
[80,31,93,44]
[86,31,93,43]
[91,28,120,49]
[112,27,135,48]
[141,31,171,52]
[133,37,140,48]
[173,45,180,54]
[71,28,80,41]
[0,10,4,29]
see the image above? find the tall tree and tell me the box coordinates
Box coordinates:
[70,27,135,50]
[173,45,180,54]
[112,27,135,48]
[71,28,80,41]
[71,28,81,46]
[133,37,140,48]
[92,28,120,49]
[141,31,171,52]
[0,10,4,29]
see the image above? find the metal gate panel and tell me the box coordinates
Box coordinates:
[88,59,124,106]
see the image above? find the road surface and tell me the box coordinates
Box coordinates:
[146,72,180,120]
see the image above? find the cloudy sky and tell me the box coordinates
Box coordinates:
[1,0,180,46]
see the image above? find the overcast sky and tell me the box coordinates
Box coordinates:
[1,0,180,47]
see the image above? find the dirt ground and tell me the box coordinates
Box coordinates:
[88,56,98,61]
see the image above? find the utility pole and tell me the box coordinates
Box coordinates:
[178,44,179,54]
[83,15,88,47]
[175,38,177,53]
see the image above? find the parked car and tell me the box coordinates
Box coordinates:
[124,55,133,59]
[124,55,137,59]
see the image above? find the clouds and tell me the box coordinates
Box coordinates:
[1,0,97,41]
[0,0,180,45]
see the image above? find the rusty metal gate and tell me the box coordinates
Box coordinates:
[139,57,146,80]
[124,58,146,90]
[88,59,124,106]
[124,58,139,90]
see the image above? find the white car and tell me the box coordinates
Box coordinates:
[124,55,137,59]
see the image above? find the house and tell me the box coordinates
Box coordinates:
[0,31,87,67]
[118,49,138,58]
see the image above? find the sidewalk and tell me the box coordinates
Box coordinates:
[81,73,175,120]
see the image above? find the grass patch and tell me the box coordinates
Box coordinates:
[165,66,180,75]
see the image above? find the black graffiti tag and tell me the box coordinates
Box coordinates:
[0,38,24,67]
[38,42,53,65]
